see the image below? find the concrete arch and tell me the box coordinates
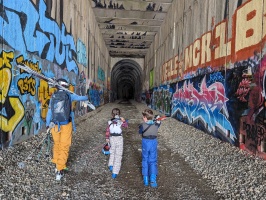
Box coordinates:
[111,59,143,101]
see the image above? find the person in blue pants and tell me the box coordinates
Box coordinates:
[138,109,161,188]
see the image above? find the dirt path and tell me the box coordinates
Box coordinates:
[63,101,221,199]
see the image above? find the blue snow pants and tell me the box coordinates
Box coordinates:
[141,138,158,176]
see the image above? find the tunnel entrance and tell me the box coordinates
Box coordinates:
[111,59,143,101]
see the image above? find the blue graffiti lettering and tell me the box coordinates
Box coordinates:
[98,67,105,81]
[1,0,78,74]
[172,79,236,142]
[77,39,88,66]
[207,72,224,85]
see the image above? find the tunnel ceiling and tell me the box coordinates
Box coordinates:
[91,0,173,58]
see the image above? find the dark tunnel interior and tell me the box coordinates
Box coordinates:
[111,59,143,101]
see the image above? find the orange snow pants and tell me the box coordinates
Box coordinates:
[51,122,73,171]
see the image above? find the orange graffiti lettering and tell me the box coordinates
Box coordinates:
[17,77,36,95]
[16,55,41,73]
[38,79,57,120]
[0,51,14,69]
[161,0,266,83]
[0,50,24,133]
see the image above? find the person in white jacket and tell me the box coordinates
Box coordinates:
[105,108,128,179]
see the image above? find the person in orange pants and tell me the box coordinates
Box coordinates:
[50,122,72,173]
[46,79,89,181]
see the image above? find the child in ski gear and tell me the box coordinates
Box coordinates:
[46,78,89,181]
[138,109,161,187]
[105,108,128,179]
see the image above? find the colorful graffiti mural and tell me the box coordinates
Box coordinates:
[238,56,266,158]
[171,72,236,144]
[0,0,79,74]
[167,52,266,154]
[141,90,152,107]
[156,0,266,157]
[152,85,173,117]
[87,82,104,107]
[161,0,265,82]
[0,51,24,148]
[77,39,88,67]
[0,0,90,148]
[149,69,154,88]
[98,66,105,81]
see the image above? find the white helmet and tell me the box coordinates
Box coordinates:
[57,78,69,88]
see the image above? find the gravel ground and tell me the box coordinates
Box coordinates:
[0,100,265,200]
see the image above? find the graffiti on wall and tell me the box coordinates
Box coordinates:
[153,0,266,157]
[0,0,79,74]
[38,79,57,120]
[77,39,88,67]
[0,51,24,147]
[161,0,265,82]
[87,82,103,107]
[98,66,105,81]
[149,69,154,88]
[0,0,90,147]
[152,85,173,116]
[74,71,87,116]
[169,51,266,151]
[171,72,236,144]
[237,55,266,156]
[0,48,87,147]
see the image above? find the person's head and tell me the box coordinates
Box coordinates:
[57,78,69,88]
[111,108,121,118]
[142,109,153,121]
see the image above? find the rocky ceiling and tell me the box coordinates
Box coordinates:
[91,0,173,58]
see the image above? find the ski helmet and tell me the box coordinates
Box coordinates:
[102,143,111,155]
[57,78,69,88]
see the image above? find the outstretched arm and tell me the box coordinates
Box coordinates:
[120,117,128,128]
[70,93,88,101]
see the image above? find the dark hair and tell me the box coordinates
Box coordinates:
[111,108,121,118]
[142,109,153,120]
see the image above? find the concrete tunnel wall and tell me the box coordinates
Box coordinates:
[144,0,266,159]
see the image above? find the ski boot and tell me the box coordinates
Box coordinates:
[150,174,158,188]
